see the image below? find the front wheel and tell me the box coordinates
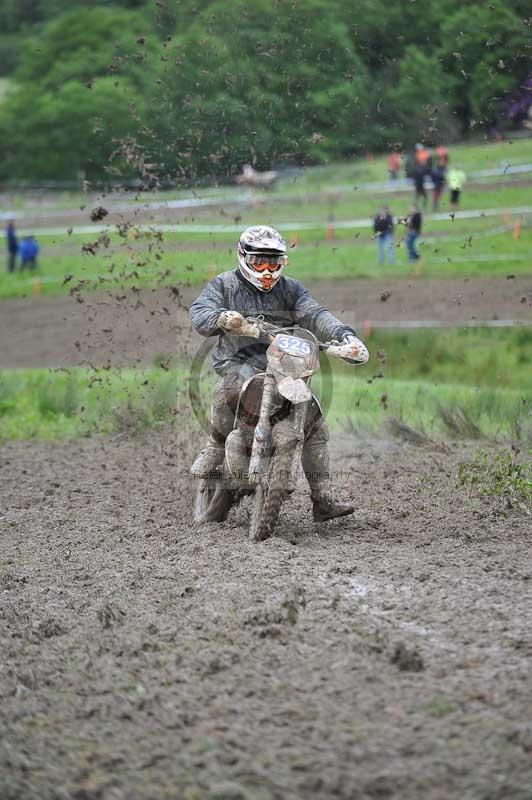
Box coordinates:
[249,447,292,542]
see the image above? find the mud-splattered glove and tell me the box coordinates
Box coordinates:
[327,333,369,365]
[217,310,260,338]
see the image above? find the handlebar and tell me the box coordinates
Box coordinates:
[245,316,335,350]
[245,316,369,365]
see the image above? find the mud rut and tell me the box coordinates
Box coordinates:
[1,428,531,800]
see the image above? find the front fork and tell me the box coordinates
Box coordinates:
[248,371,307,489]
[248,372,275,483]
[288,403,306,488]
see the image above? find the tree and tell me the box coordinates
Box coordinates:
[439,2,531,130]
[386,46,458,146]
[0,77,144,181]
[148,0,373,179]
[15,7,150,91]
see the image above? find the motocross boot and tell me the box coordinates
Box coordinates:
[190,380,235,478]
[302,424,354,523]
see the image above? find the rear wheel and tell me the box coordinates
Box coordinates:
[194,477,233,523]
[249,447,292,542]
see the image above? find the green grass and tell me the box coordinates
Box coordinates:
[0,222,530,299]
[326,375,530,440]
[236,181,532,222]
[0,367,182,439]
[272,138,532,193]
[458,450,532,506]
[2,327,531,442]
[1,136,530,301]
[325,327,532,439]
[364,327,532,392]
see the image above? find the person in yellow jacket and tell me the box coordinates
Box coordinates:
[448,167,466,210]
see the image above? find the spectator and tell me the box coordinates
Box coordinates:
[406,204,422,262]
[413,164,428,208]
[19,236,39,270]
[435,145,449,169]
[431,165,446,211]
[448,167,466,210]
[412,143,430,208]
[6,220,18,273]
[403,150,414,179]
[388,151,401,180]
[414,143,430,170]
[373,206,395,265]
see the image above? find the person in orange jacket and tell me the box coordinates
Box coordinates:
[388,151,401,180]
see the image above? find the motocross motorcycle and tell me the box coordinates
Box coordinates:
[193,318,359,542]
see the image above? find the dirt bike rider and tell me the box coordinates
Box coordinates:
[189,225,369,522]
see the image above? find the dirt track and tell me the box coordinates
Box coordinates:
[2,275,532,368]
[2,272,532,799]
[1,431,531,799]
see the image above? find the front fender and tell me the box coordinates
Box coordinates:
[277,376,312,404]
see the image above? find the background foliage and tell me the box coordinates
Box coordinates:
[0,0,530,182]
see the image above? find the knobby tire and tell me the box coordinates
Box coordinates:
[249,447,291,542]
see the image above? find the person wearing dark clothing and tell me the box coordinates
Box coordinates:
[373,206,395,265]
[413,165,428,208]
[431,166,446,211]
[19,236,39,270]
[6,220,18,273]
[406,205,422,262]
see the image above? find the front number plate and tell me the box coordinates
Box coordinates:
[277,334,311,357]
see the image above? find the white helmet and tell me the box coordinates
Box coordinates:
[237,225,288,292]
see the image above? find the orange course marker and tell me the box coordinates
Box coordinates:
[512,219,521,240]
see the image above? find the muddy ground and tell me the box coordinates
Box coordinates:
[2,269,532,799]
[2,275,532,368]
[1,430,531,800]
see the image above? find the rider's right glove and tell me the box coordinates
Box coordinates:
[217,310,260,338]
[327,333,369,365]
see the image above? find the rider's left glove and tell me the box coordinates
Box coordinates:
[342,333,369,364]
[328,333,369,365]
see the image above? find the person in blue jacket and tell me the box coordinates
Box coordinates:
[19,236,39,270]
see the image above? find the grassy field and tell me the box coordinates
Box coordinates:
[278,138,532,193]
[0,367,182,439]
[1,366,530,442]
[0,220,530,299]
[1,329,531,442]
[12,176,531,228]
[368,327,532,390]
[0,139,530,300]
[1,141,530,444]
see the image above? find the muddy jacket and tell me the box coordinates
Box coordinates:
[190,269,355,374]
